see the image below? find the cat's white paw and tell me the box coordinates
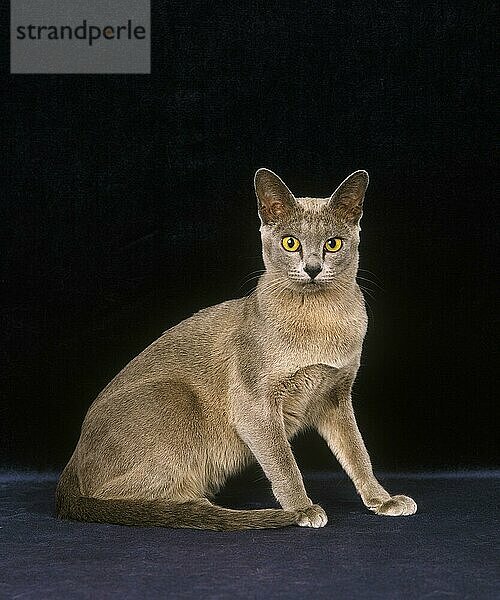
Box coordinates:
[372,494,417,516]
[295,504,328,528]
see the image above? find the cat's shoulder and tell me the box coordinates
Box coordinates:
[164,296,249,336]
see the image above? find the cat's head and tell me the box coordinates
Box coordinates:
[254,168,368,292]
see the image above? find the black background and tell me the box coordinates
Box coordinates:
[1,3,497,471]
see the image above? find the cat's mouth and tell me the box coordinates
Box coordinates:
[286,274,328,291]
[291,278,325,291]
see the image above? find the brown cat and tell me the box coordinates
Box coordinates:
[56,168,417,530]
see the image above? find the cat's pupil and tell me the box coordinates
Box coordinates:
[287,238,295,248]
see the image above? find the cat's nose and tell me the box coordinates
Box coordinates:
[304,264,322,280]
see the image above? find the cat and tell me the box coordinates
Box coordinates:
[56,168,417,530]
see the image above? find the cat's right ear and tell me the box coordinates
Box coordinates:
[254,168,297,225]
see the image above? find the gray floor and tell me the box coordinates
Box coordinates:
[1,471,498,599]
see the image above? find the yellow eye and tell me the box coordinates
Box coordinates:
[281,236,301,252]
[325,238,342,252]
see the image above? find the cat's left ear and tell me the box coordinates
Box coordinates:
[254,168,297,225]
[329,170,369,224]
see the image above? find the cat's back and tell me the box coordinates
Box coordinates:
[98,296,248,398]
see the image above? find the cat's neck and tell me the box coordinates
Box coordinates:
[255,267,364,338]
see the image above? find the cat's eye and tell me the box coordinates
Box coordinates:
[324,238,342,253]
[281,236,301,252]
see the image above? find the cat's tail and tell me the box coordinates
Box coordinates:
[55,466,298,531]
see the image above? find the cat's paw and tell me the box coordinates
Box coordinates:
[371,494,417,516]
[295,504,328,528]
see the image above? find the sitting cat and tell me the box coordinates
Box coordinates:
[56,168,417,530]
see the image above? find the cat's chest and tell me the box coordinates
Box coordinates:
[267,301,366,372]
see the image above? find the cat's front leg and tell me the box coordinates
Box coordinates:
[315,374,417,516]
[232,393,327,528]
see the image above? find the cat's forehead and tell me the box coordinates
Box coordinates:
[295,197,329,212]
[275,197,353,237]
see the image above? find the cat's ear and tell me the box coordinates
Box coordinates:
[329,170,369,224]
[254,168,297,225]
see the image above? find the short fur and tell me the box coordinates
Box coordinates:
[56,169,417,530]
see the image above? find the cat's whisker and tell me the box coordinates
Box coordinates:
[356,275,384,291]
[259,281,289,297]
[244,269,266,278]
[364,302,375,323]
[239,269,266,283]
[259,279,292,299]
[239,269,268,293]
[362,295,375,321]
[240,274,263,284]
[358,285,377,306]
[239,274,264,289]
[358,268,382,280]
[357,283,379,296]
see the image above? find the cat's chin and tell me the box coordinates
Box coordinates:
[289,279,327,294]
